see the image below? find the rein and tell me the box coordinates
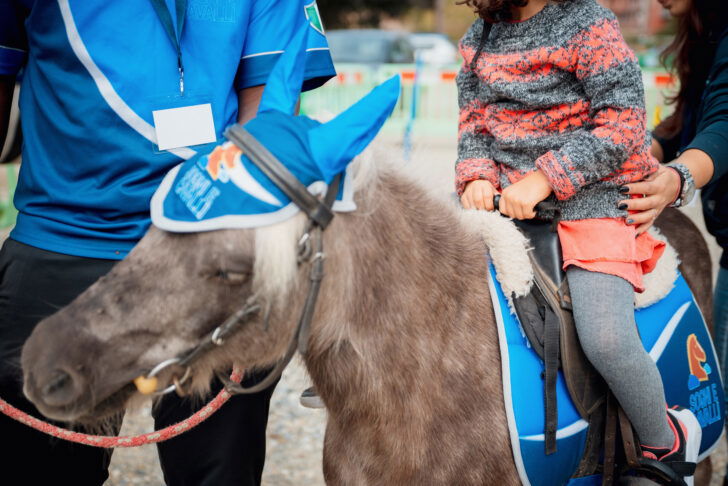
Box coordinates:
[0,370,244,448]
[0,125,341,446]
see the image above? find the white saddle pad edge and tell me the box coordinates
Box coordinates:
[457,209,680,310]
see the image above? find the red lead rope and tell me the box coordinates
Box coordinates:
[0,370,243,448]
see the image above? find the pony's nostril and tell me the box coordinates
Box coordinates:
[44,370,71,395]
[41,369,79,407]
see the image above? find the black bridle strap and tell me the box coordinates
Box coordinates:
[208,127,341,395]
[142,130,342,396]
[215,226,325,395]
[224,125,335,229]
[215,201,334,395]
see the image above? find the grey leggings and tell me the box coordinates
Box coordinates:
[567,267,674,448]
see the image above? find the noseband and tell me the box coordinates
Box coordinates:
[143,125,341,397]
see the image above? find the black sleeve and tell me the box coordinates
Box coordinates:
[0,0,29,76]
[653,129,682,163]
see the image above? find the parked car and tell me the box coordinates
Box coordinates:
[408,32,458,65]
[326,29,415,65]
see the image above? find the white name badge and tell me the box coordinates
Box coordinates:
[152,103,217,151]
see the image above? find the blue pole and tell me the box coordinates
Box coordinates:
[403,54,423,162]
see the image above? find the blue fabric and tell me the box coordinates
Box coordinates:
[236,0,333,91]
[493,264,724,486]
[0,0,29,75]
[1,0,334,259]
[151,26,400,232]
[683,28,728,184]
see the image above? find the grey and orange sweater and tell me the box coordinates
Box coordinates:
[455,0,658,221]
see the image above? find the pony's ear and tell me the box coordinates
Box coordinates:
[257,26,309,115]
[307,75,400,182]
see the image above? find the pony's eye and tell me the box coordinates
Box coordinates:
[215,270,249,284]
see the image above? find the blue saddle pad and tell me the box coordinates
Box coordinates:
[488,263,725,486]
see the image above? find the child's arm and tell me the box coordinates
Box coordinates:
[455,21,500,209]
[533,17,650,201]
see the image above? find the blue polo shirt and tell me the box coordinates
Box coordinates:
[0,0,335,259]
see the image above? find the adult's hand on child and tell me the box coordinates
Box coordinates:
[500,170,552,219]
[461,180,499,211]
[618,166,681,235]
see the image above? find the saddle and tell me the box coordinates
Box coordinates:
[511,220,668,484]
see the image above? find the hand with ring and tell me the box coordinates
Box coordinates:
[617,166,681,234]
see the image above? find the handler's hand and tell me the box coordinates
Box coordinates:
[461,180,499,211]
[500,170,552,220]
[618,166,681,235]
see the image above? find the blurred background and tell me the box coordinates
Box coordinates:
[1,2,720,485]
[299,0,676,144]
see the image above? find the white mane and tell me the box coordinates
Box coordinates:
[252,146,382,303]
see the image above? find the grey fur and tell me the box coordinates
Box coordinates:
[21,167,520,485]
[18,162,714,484]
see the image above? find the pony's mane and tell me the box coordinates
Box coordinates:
[251,143,540,308]
[252,145,386,303]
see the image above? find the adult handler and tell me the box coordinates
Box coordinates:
[0,1,334,485]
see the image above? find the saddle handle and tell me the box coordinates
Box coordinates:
[493,194,560,215]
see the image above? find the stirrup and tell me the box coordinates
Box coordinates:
[620,456,693,486]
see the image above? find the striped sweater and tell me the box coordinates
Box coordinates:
[455,0,658,221]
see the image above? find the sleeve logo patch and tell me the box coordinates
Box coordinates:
[304,1,325,35]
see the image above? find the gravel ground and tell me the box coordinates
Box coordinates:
[1,140,726,485]
[105,359,325,486]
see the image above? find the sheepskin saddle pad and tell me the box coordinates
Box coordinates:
[457,209,679,310]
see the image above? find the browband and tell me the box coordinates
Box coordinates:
[224,125,337,229]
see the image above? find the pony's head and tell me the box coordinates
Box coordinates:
[21,27,400,423]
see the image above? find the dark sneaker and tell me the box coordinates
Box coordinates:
[641,407,702,486]
[299,386,325,409]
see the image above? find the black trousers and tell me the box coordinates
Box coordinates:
[0,238,278,486]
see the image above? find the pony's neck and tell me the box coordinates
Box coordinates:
[304,170,494,416]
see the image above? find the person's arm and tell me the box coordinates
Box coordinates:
[0,1,28,149]
[456,21,500,211]
[618,149,715,233]
[533,18,651,202]
[651,138,664,163]
[0,75,14,150]
[235,0,335,98]
[237,85,265,124]
[620,33,728,233]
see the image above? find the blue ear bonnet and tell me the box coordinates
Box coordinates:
[151,26,400,232]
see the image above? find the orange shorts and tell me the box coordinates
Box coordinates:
[557,218,665,293]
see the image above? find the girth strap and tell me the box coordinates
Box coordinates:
[542,302,560,455]
[619,406,641,470]
[602,393,618,486]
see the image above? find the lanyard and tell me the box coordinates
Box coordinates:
[148,0,188,94]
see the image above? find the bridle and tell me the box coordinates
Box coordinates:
[143,124,341,397]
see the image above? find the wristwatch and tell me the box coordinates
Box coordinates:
[666,162,696,208]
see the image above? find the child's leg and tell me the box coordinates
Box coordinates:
[566,266,674,448]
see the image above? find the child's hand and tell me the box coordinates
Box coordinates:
[461,180,499,211]
[500,170,553,219]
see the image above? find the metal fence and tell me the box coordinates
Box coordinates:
[301,63,676,139]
